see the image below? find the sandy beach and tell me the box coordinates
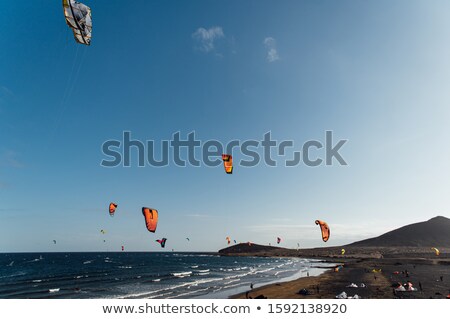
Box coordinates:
[231,256,450,299]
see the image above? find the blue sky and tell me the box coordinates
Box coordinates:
[1,0,450,252]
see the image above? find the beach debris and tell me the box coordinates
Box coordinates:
[277,237,281,244]
[62,0,92,45]
[345,283,366,288]
[298,288,311,295]
[315,220,330,242]
[109,203,117,217]
[222,154,233,174]
[341,248,345,255]
[156,238,167,248]
[142,207,158,233]
[431,247,440,256]
[334,265,343,272]
[336,291,361,299]
[371,269,382,273]
[394,281,417,292]
[336,291,348,299]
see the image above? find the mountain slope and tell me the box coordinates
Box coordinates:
[349,216,450,247]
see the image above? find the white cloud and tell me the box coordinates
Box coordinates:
[192,26,225,53]
[263,37,280,62]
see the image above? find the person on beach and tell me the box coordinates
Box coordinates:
[250,283,254,290]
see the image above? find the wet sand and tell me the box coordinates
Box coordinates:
[231,257,450,299]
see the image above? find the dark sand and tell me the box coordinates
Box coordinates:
[231,257,450,299]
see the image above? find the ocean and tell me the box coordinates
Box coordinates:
[0,252,331,299]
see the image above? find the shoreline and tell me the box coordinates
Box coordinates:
[229,257,450,299]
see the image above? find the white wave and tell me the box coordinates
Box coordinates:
[49,288,60,293]
[26,258,41,263]
[275,269,293,276]
[32,279,42,283]
[191,265,199,268]
[148,292,174,299]
[118,266,132,269]
[254,267,275,274]
[172,271,192,277]
[167,287,210,299]
[223,283,242,289]
[7,261,14,267]
[83,260,93,264]
[196,269,210,273]
[152,279,161,282]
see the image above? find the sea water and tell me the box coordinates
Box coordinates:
[0,252,332,299]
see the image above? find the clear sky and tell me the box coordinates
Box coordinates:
[1,0,450,252]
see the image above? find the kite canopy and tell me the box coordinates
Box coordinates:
[226,236,231,245]
[156,238,167,248]
[62,0,92,45]
[277,237,281,244]
[100,229,106,234]
[142,207,158,233]
[341,248,346,255]
[315,220,330,242]
[222,154,233,174]
[109,203,117,217]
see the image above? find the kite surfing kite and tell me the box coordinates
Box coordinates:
[53,240,57,244]
[156,238,167,248]
[277,237,281,244]
[142,207,158,233]
[121,246,124,251]
[226,237,231,245]
[100,229,106,234]
[109,203,117,217]
[432,247,440,256]
[186,238,190,241]
[62,0,92,45]
[315,220,330,242]
[222,154,233,174]
[341,248,346,255]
